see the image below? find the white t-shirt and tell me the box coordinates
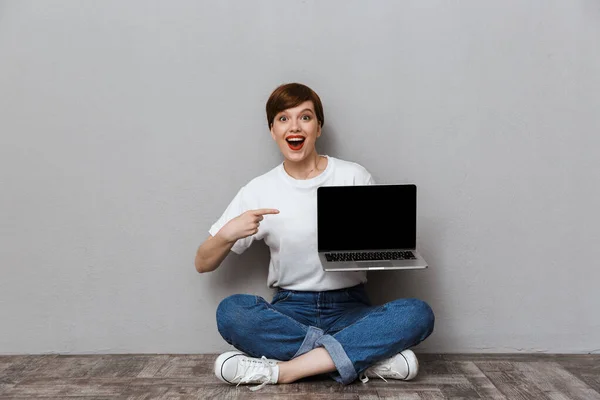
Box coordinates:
[209,155,376,291]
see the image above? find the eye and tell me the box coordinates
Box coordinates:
[278,115,288,122]
[301,115,311,121]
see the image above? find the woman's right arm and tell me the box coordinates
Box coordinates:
[195,208,280,273]
[194,233,235,273]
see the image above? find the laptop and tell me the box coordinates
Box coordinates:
[317,184,428,271]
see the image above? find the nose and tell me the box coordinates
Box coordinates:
[289,118,300,132]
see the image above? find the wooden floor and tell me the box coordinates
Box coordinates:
[1,353,599,399]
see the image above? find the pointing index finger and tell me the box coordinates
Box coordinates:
[252,208,280,215]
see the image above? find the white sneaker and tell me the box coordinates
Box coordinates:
[214,351,280,391]
[359,349,419,383]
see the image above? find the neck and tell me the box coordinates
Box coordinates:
[283,152,325,180]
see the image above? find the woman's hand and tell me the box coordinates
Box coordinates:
[217,208,280,243]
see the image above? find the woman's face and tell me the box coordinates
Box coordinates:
[270,101,321,162]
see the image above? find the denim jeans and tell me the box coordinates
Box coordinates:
[216,283,435,384]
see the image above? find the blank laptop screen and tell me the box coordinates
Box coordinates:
[317,184,417,252]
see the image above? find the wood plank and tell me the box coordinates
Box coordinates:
[450,361,506,399]
[0,398,127,400]
[357,395,379,400]
[86,355,161,379]
[416,392,446,400]
[558,356,600,393]
[375,389,445,400]
[0,355,57,385]
[0,354,598,399]
[25,355,105,379]
[470,361,517,372]
[515,361,600,400]
[135,355,172,378]
[424,354,600,363]
[384,369,479,398]
[479,369,550,400]
[167,384,365,399]
[153,355,213,378]
[374,392,421,400]
[0,378,133,397]
[0,383,16,396]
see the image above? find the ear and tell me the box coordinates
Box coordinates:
[270,124,276,141]
[317,123,322,138]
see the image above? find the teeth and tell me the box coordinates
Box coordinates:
[287,138,305,142]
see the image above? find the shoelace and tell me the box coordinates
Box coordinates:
[359,371,387,383]
[233,356,275,391]
[359,362,405,383]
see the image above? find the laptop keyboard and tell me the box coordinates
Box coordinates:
[324,251,416,262]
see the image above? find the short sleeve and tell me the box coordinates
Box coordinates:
[360,166,376,185]
[365,172,376,185]
[208,186,255,255]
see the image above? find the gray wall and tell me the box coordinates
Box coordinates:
[1,0,599,355]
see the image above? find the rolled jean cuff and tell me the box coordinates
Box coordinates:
[314,334,357,385]
[292,326,324,359]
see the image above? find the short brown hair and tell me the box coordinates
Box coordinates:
[266,83,325,129]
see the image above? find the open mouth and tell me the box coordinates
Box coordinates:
[286,137,305,151]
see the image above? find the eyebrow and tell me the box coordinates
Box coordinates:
[278,108,315,116]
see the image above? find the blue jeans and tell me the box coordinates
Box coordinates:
[216,284,435,384]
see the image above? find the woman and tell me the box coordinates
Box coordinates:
[195,83,434,390]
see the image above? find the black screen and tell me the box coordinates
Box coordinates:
[317,184,417,251]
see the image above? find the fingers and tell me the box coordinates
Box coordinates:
[252,208,280,216]
[242,209,279,235]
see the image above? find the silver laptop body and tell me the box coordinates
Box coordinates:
[317,184,428,271]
